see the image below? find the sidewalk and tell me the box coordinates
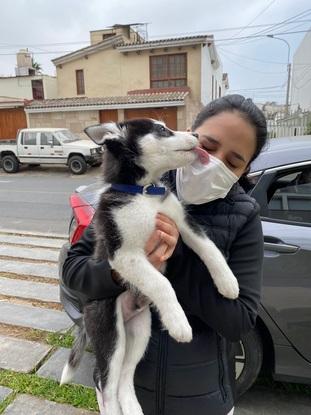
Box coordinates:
[0,230,97,414]
[0,230,310,414]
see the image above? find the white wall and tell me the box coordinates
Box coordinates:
[201,44,224,105]
[0,75,57,99]
[290,31,311,112]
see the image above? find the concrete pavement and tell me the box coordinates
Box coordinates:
[0,228,310,414]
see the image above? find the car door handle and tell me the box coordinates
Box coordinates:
[264,237,299,254]
[40,146,44,149]
[24,146,28,149]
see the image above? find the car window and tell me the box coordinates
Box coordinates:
[267,168,311,224]
[22,132,37,146]
[40,133,61,146]
[53,136,61,146]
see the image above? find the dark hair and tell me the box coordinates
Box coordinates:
[192,94,268,190]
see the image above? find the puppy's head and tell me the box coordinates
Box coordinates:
[85,119,199,184]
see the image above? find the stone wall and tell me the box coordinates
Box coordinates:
[28,110,99,138]
[183,95,203,130]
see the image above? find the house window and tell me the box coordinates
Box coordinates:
[31,80,44,100]
[76,69,85,95]
[150,53,187,88]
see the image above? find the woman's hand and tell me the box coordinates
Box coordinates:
[145,213,179,271]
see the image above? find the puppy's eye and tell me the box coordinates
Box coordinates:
[158,126,166,133]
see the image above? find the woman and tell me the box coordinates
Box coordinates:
[62,94,267,415]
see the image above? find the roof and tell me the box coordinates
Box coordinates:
[117,34,213,51]
[20,128,68,132]
[250,136,311,173]
[52,33,214,65]
[25,91,189,113]
[0,96,27,108]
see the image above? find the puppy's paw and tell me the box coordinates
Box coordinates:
[162,309,193,343]
[216,273,239,299]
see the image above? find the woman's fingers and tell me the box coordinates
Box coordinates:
[145,213,180,269]
[148,242,168,270]
[156,214,179,237]
[144,229,161,256]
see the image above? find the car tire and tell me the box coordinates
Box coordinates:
[234,329,263,397]
[2,155,19,173]
[68,155,87,175]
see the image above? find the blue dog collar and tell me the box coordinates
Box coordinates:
[111,183,166,196]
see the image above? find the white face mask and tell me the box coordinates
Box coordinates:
[176,154,239,204]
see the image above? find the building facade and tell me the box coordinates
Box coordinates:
[290,31,311,112]
[26,24,228,133]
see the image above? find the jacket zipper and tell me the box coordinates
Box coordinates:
[155,330,168,415]
[217,335,227,402]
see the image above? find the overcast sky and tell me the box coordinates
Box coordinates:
[0,0,310,104]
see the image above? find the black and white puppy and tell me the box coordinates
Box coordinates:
[61,119,239,415]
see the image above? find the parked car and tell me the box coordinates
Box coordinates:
[0,128,102,174]
[59,135,311,396]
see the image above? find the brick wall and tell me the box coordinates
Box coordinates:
[27,110,99,138]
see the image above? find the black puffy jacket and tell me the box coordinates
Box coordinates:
[62,179,263,415]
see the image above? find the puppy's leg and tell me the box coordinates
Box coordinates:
[111,253,192,342]
[118,307,151,415]
[84,298,126,415]
[179,220,239,299]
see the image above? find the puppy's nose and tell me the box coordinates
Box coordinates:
[192,133,199,139]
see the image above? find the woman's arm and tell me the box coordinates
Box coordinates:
[170,211,264,342]
[62,224,125,299]
[62,214,180,300]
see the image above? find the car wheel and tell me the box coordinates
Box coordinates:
[68,156,87,175]
[234,328,263,397]
[2,155,19,173]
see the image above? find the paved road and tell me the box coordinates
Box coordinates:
[0,164,101,234]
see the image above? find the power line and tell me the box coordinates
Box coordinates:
[217,47,286,65]
[219,49,287,74]
[0,17,310,50]
[146,19,311,38]
[230,0,277,39]
[229,84,286,92]
[220,9,311,47]
[0,29,310,57]
[231,8,311,46]
[246,8,311,37]
[214,28,311,43]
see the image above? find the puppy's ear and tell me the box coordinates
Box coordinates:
[84,122,124,145]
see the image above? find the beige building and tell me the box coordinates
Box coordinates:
[26,24,228,133]
[0,50,57,101]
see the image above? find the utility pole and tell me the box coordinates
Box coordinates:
[267,35,291,117]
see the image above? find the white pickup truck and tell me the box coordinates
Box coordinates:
[0,128,102,174]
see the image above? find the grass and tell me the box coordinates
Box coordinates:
[0,391,17,413]
[0,324,74,349]
[46,332,74,348]
[0,369,98,413]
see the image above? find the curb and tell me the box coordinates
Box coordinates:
[0,229,68,240]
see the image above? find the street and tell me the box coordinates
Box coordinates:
[0,164,101,234]
[1,166,311,413]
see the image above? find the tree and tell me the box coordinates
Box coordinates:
[31,58,42,73]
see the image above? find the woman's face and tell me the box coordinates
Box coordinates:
[194,111,257,178]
